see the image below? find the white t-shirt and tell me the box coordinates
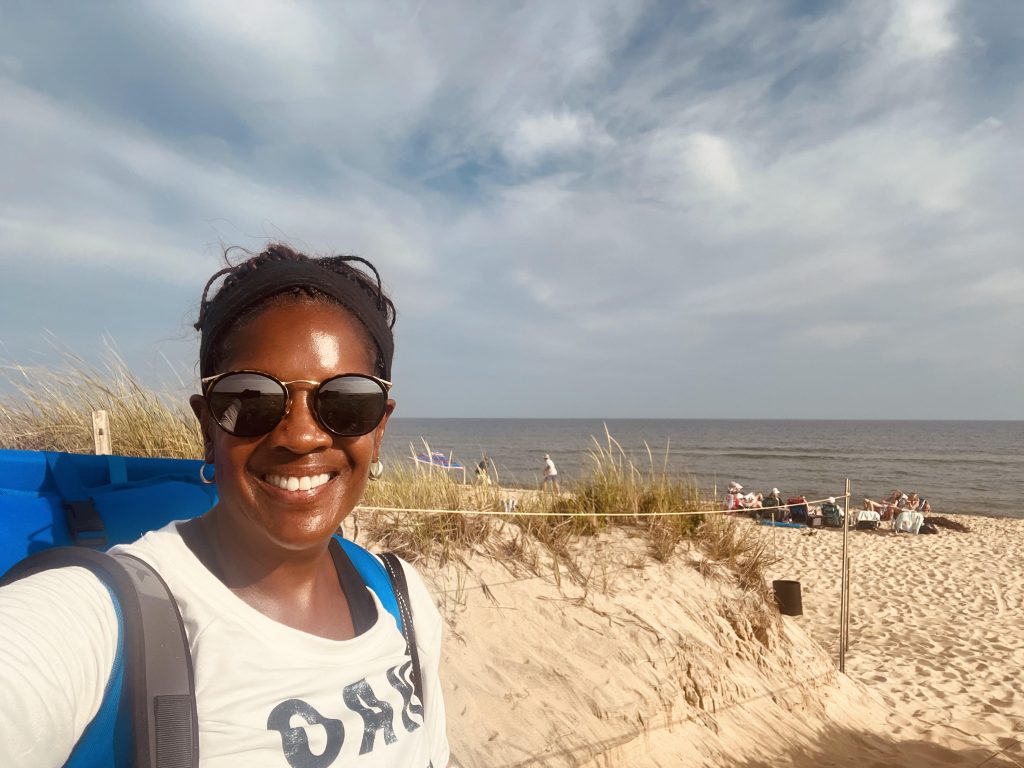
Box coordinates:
[0,523,449,767]
[543,458,557,477]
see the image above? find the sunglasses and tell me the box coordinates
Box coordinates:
[200,370,392,438]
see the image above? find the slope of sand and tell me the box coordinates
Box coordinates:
[404,515,1023,767]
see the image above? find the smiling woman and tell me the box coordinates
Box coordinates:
[0,245,451,767]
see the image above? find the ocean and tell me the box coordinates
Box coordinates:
[380,419,1023,519]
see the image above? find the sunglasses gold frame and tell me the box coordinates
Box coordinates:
[200,370,393,437]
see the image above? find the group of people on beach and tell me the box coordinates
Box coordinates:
[724,482,790,513]
[724,480,936,536]
[863,489,931,518]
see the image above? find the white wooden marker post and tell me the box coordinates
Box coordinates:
[92,410,111,455]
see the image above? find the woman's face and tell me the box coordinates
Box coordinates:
[191,300,394,552]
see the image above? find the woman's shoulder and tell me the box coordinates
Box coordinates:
[109,520,199,577]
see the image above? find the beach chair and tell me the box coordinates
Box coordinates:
[894,509,924,534]
[786,496,808,524]
[855,509,881,530]
[821,502,844,528]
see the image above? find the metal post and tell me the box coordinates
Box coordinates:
[845,478,853,655]
[839,478,851,671]
[844,557,852,654]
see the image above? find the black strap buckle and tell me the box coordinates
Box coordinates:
[64,499,107,547]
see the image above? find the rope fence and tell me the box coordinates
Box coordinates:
[355,492,852,518]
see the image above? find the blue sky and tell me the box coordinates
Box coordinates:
[1,1,1021,419]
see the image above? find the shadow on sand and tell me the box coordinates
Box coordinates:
[730,723,1022,768]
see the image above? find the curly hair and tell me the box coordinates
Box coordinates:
[194,244,396,378]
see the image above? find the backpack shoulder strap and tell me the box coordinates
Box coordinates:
[378,552,424,712]
[334,535,402,632]
[1,548,198,768]
[333,536,423,710]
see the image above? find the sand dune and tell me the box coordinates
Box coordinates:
[410,513,1024,767]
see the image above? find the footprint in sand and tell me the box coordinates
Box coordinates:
[991,582,1008,616]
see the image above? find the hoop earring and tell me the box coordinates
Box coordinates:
[199,462,216,485]
[369,458,384,481]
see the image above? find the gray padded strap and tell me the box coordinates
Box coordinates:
[110,553,198,768]
[0,548,198,767]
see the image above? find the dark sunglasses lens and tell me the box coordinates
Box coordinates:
[316,376,387,436]
[207,373,286,436]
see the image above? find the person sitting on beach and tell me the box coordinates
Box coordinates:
[475,455,492,486]
[763,488,785,515]
[864,489,903,521]
[0,244,452,766]
[725,482,745,512]
[894,500,925,534]
[742,491,763,510]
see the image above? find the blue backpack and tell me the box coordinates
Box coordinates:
[0,449,420,768]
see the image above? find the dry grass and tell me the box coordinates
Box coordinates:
[358,461,500,565]
[541,429,703,562]
[694,515,781,602]
[0,349,202,458]
[0,360,780,605]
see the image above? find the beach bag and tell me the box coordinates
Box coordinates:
[0,449,420,767]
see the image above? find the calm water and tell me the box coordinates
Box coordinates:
[381,419,1023,519]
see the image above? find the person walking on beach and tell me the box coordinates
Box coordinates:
[542,453,559,493]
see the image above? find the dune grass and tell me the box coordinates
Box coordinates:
[0,350,202,458]
[0,358,779,601]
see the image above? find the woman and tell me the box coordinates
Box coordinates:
[763,488,785,518]
[863,488,902,520]
[0,245,450,766]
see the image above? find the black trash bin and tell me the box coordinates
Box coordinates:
[773,579,803,616]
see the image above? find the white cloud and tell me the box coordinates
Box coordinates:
[503,110,612,165]
[885,0,958,61]
[685,133,741,198]
[1,0,1021,417]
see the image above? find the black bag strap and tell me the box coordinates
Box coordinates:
[1,548,199,768]
[378,552,424,710]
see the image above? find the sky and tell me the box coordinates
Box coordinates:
[0,1,1021,419]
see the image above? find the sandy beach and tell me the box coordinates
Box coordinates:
[760,512,1024,763]
[405,510,1024,767]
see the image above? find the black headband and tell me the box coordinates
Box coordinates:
[199,259,394,380]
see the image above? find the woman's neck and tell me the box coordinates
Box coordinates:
[179,512,354,639]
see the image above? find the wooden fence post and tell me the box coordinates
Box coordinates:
[92,410,111,455]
